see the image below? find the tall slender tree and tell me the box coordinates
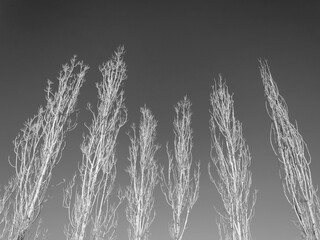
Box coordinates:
[63,47,127,240]
[125,106,159,240]
[260,60,320,240]
[209,77,256,240]
[1,57,88,240]
[160,96,200,240]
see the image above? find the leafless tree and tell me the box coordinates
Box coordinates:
[259,60,320,240]
[63,47,127,240]
[160,96,200,240]
[0,177,16,239]
[209,77,257,240]
[125,106,159,240]
[1,179,48,240]
[0,56,87,240]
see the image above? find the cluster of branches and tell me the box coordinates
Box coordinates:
[209,77,257,240]
[260,60,320,240]
[160,96,200,240]
[63,47,127,240]
[10,44,320,240]
[125,106,160,240]
[0,57,88,240]
[0,177,16,239]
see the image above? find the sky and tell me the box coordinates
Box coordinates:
[0,1,320,240]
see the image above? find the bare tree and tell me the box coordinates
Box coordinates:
[0,177,16,239]
[0,56,88,240]
[1,181,48,240]
[63,47,127,240]
[160,96,200,240]
[209,77,256,240]
[125,106,159,240]
[259,60,320,240]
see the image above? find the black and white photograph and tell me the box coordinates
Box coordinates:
[0,1,320,239]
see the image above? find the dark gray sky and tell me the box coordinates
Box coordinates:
[1,1,320,239]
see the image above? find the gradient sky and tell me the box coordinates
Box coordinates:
[1,1,320,240]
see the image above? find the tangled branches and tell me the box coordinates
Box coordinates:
[260,60,320,240]
[209,77,256,240]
